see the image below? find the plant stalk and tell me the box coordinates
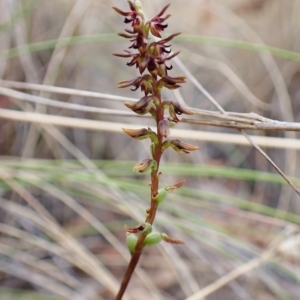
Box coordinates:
[115,96,163,300]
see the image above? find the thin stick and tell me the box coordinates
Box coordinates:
[1,108,300,150]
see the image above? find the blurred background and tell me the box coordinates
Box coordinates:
[0,0,300,299]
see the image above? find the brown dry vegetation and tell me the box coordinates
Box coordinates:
[0,0,300,299]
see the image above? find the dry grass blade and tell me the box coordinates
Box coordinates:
[240,130,300,196]
[0,194,126,298]
[0,165,163,300]
[181,51,270,110]
[185,248,275,300]
[19,171,164,299]
[1,108,300,150]
[158,243,200,296]
[0,86,134,115]
[0,79,136,102]
[0,261,77,299]
[2,83,300,131]
[174,49,300,198]
[0,241,82,290]
[184,226,296,300]
[0,222,101,298]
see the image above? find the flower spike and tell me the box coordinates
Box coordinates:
[113,2,196,296]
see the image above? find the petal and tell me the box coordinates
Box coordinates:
[156,4,170,17]
[112,7,131,16]
[118,77,141,88]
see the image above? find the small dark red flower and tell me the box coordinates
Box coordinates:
[157,76,186,90]
[170,139,199,154]
[124,95,154,115]
[163,100,194,122]
[118,74,154,95]
[113,1,143,30]
[146,4,171,38]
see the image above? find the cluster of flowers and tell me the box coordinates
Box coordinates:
[113,1,199,160]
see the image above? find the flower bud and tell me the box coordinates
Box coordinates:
[155,180,185,205]
[126,233,138,254]
[124,96,154,115]
[170,139,199,154]
[133,159,157,173]
[158,118,170,137]
[142,222,153,234]
[122,127,158,143]
[157,75,186,90]
[143,232,163,247]
[155,188,168,204]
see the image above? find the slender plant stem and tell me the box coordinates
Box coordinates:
[115,237,144,300]
[115,92,164,300]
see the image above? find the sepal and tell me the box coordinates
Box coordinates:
[161,233,184,244]
[165,180,185,192]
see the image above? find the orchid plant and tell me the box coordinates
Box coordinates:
[113,1,199,298]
